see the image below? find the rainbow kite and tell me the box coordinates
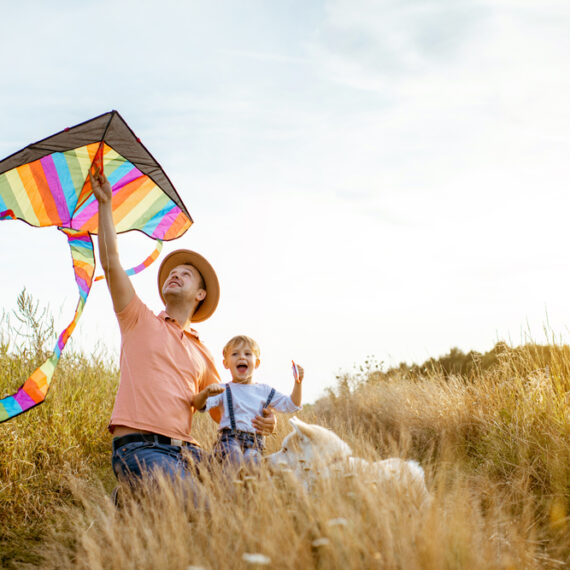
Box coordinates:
[0,111,192,422]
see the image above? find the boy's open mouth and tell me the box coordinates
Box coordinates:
[237,364,248,373]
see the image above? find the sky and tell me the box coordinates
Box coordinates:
[1,0,570,404]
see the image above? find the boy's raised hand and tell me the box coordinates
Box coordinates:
[292,361,304,383]
[290,362,304,407]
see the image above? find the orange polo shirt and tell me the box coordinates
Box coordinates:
[109,294,221,444]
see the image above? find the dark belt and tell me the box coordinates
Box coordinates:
[220,427,261,437]
[219,427,264,443]
[112,433,195,451]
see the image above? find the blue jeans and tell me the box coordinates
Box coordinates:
[112,439,207,506]
[112,440,205,479]
[213,429,265,472]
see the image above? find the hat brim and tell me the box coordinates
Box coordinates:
[157,249,219,323]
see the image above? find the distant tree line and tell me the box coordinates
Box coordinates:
[362,342,570,384]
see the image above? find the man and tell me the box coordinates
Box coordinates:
[90,167,276,488]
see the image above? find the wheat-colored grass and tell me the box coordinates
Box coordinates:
[1,304,569,568]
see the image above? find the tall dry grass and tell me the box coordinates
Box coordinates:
[0,297,569,568]
[0,294,118,566]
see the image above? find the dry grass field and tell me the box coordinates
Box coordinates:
[1,301,569,568]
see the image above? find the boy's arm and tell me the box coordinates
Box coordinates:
[290,364,304,407]
[192,383,225,411]
[252,407,277,435]
[90,168,135,313]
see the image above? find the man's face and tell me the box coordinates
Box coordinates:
[223,342,260,384]
[162,264,206,304]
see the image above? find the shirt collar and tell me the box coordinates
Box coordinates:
[158,310,200,340]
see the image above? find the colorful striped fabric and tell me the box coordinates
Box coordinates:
[94,240,164,282]
[0,112,192,422]
[0,141,191,240]
[0,229,95,422]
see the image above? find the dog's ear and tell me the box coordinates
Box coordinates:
[289,416,304,437]
[289,417,315,439]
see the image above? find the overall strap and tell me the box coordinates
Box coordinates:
[226,384,237,431]
[264,387,276,409]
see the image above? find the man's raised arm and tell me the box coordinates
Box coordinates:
[90,168,135,313]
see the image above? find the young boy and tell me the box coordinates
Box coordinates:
[193,335,304,471]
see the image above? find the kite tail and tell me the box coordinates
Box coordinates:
[0,229,95,422]
[0,209,16,220]
[94,239,163,282]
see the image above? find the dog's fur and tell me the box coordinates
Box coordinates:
[266,417,429,503]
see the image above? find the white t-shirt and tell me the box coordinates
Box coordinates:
[204,382,301,433]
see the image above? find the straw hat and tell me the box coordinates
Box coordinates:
[157,249,219,322]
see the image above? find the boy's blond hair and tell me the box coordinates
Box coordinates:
[223,335,261,358]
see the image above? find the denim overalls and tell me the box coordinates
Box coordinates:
[213,384,275,470]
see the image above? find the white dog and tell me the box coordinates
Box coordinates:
[266,417,429,503]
